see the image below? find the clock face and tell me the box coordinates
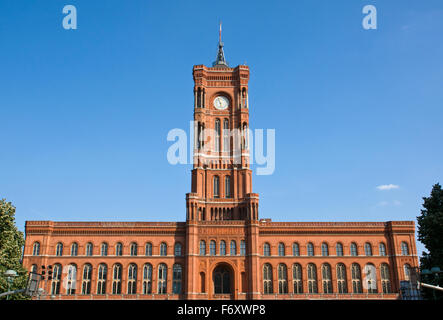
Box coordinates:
[213,96,229,110]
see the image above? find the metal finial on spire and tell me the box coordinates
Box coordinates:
[213,21,228,67]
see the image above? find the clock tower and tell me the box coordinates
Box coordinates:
[184,28,261,299]
[186,37,259,223]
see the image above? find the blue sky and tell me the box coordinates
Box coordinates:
[1,1,442,257]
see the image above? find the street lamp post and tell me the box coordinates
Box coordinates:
[4,270,18,300]
[421,267,442,300]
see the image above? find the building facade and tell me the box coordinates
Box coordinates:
[22,38,419,300]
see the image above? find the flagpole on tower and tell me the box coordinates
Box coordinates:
[219,21,222,43]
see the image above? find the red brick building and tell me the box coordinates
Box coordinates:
[22,38,418,300]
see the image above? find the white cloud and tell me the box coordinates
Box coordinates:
[376,184,399,191]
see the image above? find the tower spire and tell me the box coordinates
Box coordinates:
[213,21,228,67]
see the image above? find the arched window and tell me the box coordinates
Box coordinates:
[230,240,237,256]
[101,243,108,256]
[51,264,62,295]
[213,265,231,294]
[86,243,93,256]
[160,242,167,256]
[215,119,220,152]
[56,242,63,256]
[404,264,411,281]
[292,242,300,256]
[223,119,229,152]
[263,243,271,256]
[350,242,358,256]
[381,263,391,293]
[307,243,314,256]
[143,264,153,294]
[213,176,220,198]
[379,243,387,256]
[365,243,373,256]
[336,243,344,256]
[225,176,231,198]
[240,240,246,256]
[220,240,226,256]
[81,264,92,294]
[337,263,347,293]
[321,243,329,256]
[31,264,38,273]
[97,264,107,295]
[293,263,303,294]
[112,264,122,294]
[130,242,138,256]
[278,264,288,294]
[172,264,183,294]
[115,242,123,256]
[145,242,152,256]
[351,263,363,293]
[127,264,137,294]
[71,243,78,256]
[32,242,40,256]
[66,264,77,295]
[307,264,318,293]
[321,264,333,293]
[263,264,273,294]
[401,242,409,255]
[158,264,167,294]
[174,243,182,256]
[278,243,285,257]
[364,263,377,293]
[199,240,206,256]
[210,240,216,255]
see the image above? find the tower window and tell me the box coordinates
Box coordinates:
[225,176,231,198]
[223,119,229,152]
[230,240,237,255]
[199,240,206,256]
[215,119,220,152]
[213,176,220,198]
[220,240,226,256]
[210,240,216,256]
[240,240,246,256]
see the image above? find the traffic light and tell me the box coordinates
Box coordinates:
[48,265,53,280]
[41,265,46,280]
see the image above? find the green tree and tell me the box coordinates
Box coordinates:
[0,199,29,300]
[417,183,443,300]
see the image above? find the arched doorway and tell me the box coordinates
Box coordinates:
[212,264,232,297]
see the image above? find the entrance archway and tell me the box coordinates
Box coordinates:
[212,264,232,296]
